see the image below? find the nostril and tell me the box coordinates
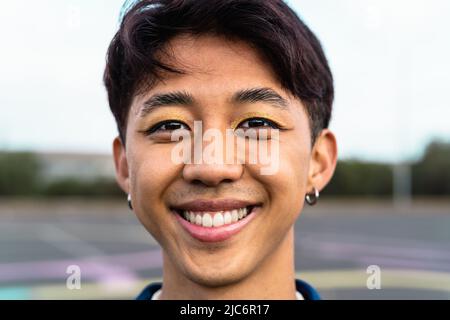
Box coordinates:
[190,178,233,187]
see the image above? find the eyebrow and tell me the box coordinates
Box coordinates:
[139,87,288,117]
[139,90,194,117]
[231,87,289,109]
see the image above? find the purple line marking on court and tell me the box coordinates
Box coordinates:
[0,249,163,282]
[299,238,450,263]
[356,256,450,273]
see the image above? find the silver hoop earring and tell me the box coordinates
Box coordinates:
[305,187,319,206]
[127,194,133,210]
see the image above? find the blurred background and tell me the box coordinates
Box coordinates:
[0,0,449,299]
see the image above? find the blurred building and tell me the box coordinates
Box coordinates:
[35,152,116,183]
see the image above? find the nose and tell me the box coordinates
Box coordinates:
[183,162,243,187]
[181,118,245,186]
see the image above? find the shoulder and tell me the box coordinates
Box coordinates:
[295,278,321,300]
[136,282,162,300]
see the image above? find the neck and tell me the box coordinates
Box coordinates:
[159,227,297,299]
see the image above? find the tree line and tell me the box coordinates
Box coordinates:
[0,141,449,198]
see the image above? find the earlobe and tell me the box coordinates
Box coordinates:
[112,136,130,194]
[307,129,338,192]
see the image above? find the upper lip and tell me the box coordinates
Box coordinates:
[171,199,260,212]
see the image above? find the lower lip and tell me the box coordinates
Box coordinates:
[173,207,259,243]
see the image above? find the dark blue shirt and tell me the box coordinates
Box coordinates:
[136,278,320,300]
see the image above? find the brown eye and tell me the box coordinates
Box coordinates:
[235,117,281,140]
[147,120,190,135]
[238,118,280,129]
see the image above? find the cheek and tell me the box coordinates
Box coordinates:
[250,134,310,218]
[129,144,181,227]
[133,147,176,191]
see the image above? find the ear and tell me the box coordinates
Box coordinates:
[307,129,338,193]
[112,136,130,194]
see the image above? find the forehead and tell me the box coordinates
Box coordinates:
[162,34,276,78]
[131,34,287,108]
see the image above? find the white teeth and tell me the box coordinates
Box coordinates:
[231,210,238,222]
[224,211,232,224]
[237,208,243,219]
[213,212,224,227]
[189,211,196,224]
[202,213,213,227]
[182,207,251,227]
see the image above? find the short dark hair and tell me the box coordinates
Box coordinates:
[104,0,334,145]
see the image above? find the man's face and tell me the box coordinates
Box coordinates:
[121,34,313,286]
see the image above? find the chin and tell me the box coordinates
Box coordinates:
[184,259,252,288]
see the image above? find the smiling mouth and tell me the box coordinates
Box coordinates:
[170,199,262,242]
[173,205,257,228]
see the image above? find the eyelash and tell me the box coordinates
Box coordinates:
[146,120,190,135]
[145,117,282,135]
[237,117,281,130]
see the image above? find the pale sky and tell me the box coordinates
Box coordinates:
[1,0,449,163]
